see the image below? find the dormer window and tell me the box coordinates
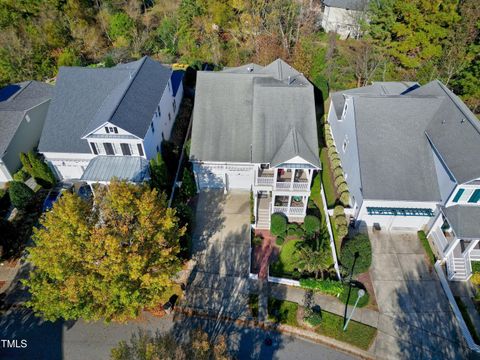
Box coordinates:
[157,105,161,117]
[151,122,155,133]
[105,126,118,134]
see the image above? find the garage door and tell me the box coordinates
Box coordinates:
[226,166,252,190]
[197,165,225,189]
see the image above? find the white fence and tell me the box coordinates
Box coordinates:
[267,275,300,287]
[435,261,480,353]
[320,184,342,280]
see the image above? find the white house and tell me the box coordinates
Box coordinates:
[327,80,480,281]
[0,81,53,184]
[38,57,183,184]
[321,0,368,39]
[190,59,321,229]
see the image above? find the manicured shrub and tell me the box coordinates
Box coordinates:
[270,213,287,236]
[337,182,348,194]
[303,215,321,235]
[330,153,341,164]
[333,167,343,179]
[335,214,348,228]
[326,137,334,147]
[287,227,305,237]
[334,175,345,187]
[8,181,34,209]
[149,152,169,191]
[333,205,345,218]
[324,123,331,131]
[340,234,372,275]
[13,168,29,182]
[337,224,348,239]
[327,146,337,157]
[275,236,285,246]
[340,191,350,206]
[299,278,344,296]
[253,235,263,247]
[331,158,341,170]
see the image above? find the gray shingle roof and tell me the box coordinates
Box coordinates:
[411,81,480,184]
[354,96,443,201]
[39,57,172,154]
[0,81,53,156]
[323,0,369,11]
[443,205,480,239]
[190,59,320,167]
[331,82,418,119]
[80,156,149,182]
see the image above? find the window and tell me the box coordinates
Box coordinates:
[452,188,464,202]
[137,144,144,156]
[105,126,117,134]
[341,103,348,120]
[105,127,110,134]
[113,127,118,133]
[157,105,161,117]
[104,143,115,155]
[120,143,131,156]
[366,207,434,217]
[90,142,98,155]
[151,122,155,133]
[168,113,171,121]
[173,99,176,113]
[468,189,480,203]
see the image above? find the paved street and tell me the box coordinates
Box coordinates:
[0,308,356,360]
[368,230,470,359]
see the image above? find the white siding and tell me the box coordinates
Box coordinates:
[193,162,254,191]
[42,152,95,180]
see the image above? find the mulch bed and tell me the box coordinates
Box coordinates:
[356,271,378,311]
[252,230,280,279]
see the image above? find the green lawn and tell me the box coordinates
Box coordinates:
[310,173,323,212]
[320,148,337,208]
[338,285,369,308]
[270,239,303,278]
[417,230,436,265]
[267,298,299,326]
[455,296,480,344]
[315,310,377,350]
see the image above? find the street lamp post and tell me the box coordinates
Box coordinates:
[343,289,365,331]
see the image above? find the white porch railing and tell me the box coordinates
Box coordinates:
[256,176,274,185]
[429,227,449,258]
[471,249,480,261]
[272,206,305,217]
[275,181,309,190]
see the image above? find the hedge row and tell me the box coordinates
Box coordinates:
[324,123,350,207]
[299,278,344,296]
[332,205,348,240]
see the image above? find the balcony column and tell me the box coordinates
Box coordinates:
[253,191,258,225]
[273,168,278,189]
[307,169,313,187]
[290,169,295,190]
[288,195,292,216]
[303,195,308,216]
[463,239,480,257]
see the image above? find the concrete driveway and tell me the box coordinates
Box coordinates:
[184,190,253,318]
[369,230,470,359]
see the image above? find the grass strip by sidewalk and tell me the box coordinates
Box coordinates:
[417,230,436,265]
[314,310,377,350]
[267,298,299,327]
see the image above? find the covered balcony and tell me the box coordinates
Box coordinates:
[275,169,310,191]
[272,194,307,217]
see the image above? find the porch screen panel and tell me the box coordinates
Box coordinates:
[452,188,464,202]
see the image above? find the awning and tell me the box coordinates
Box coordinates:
[81,156,150,183]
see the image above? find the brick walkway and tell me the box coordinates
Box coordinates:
[252,230,278,280]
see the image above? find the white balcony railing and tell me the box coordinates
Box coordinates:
[274,181,309,191]
[257,176,274,185]
[276,182,291,190]
[292,182,309,190]
[273,206,306,217]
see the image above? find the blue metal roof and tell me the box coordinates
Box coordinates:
[81,156,150,183]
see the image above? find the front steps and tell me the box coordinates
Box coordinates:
[256,208,271,229]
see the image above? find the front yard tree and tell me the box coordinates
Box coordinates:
[297,246,332,280]
[25,180,184,322]
[8,181,35,209]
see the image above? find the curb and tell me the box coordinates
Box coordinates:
[174,307,376,359]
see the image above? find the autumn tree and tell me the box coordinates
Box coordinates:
[24,180,184,322]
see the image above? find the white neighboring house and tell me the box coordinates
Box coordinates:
[0,81,53,184]
[190,59,321,229]
[327,80,480,281]
[38,56,183,184]
[321,0,368,39]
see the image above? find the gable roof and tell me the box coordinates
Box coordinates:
[0,81,53,156]
[411,81,480,184]
[354,96,443,201]
[190,59,320,167]
[443,205,480,239]
[39,57,172,154]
